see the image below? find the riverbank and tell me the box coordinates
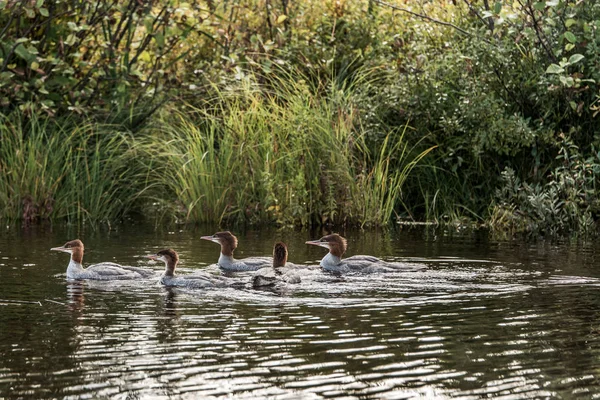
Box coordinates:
[1,1,599,235]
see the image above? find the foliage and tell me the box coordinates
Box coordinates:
[349,0,600,230]
[2,0,600,235]
[491,136,600,235]
[0,0,209,125]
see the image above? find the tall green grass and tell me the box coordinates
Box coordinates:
[0,70,434,227]
[0,113,146,224]
[353,124,436,227]
[144,69,434,227]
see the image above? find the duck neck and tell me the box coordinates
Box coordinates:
[218,253,235,268]
[72,248,83,264]
[164,261,176,277]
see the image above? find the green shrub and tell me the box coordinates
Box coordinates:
[491,136,600,235]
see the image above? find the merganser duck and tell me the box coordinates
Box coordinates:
[200,231,271,272]
[51,239,154,280]
[253,242,301,287]
[306,234,397,273]
[147,248,229,288]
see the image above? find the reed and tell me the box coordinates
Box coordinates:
[0,112,145,224]
[145,68,433,227]
[353,124,437,227]
[0,69,434,227]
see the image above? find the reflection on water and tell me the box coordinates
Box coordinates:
[2,226,600,398]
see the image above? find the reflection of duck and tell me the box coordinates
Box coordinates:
[161,287,179,319]
[253,242,301,287]
[306,234,399,273]
[147,248,229,288]
[66,281,85,311]
[51,239,154,280]
[200,231,271,272]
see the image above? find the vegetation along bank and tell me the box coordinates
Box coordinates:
[0,0,598,235]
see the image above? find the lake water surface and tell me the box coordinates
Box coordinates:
[2,225,600,399]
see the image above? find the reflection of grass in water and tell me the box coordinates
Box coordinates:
[145,68,433,227]
[0,112,146,224]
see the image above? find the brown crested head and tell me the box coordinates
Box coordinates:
[272,242,288,268]
[63,239,84,250]
[322,234,347,257]
[306,234,346,257]
[51,239,84,264]
[201,231,238,256]
[157,249,179,264]
[148,248,179,276]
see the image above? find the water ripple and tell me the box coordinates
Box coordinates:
[4,231,600,399]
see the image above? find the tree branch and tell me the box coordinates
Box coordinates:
[372,0,475,39]
[462,0,493,32]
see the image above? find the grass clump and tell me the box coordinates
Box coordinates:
[145,69,432,227]
[0,112,146,225]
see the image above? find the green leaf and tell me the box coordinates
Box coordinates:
[565,18,576,28]
[546,64,564,74]
[39,7,48,17]
[559,76,573,87]
[534,2,546,11]
[494,2,502,14]
[565,43,575,52]
[568,54,584,65]
[14,44,35,63]
[564,32,577,43]
[154,32,164,48]
[144,21,152,34]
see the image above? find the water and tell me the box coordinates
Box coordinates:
[2,225,600,399]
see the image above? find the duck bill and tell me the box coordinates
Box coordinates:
[305,240,329,249]
[200,235,219,243]
[146,255,158,261]
[50,246,70,253]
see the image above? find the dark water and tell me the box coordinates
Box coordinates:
[2,225,600,399]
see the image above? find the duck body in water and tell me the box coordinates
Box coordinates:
[253,242,301,287]
[306,234,422,274]
[51,239,155,280]
[201,231,271,272]
[147,249,230,289]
